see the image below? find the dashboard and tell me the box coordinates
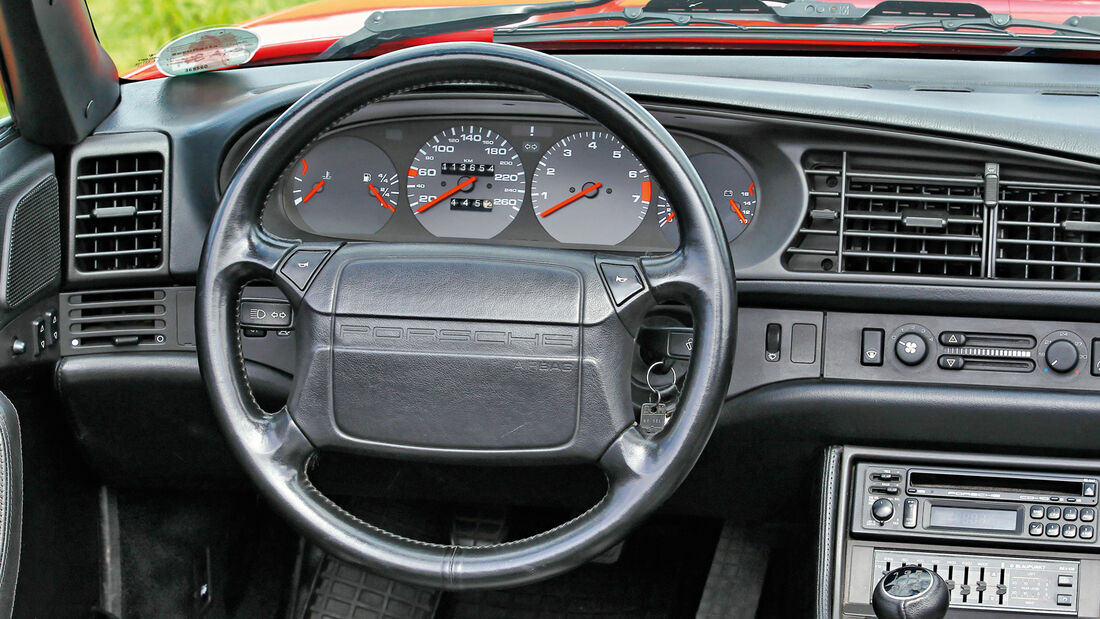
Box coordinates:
[260,115,758,252]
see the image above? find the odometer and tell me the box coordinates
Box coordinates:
[406,126,525,239]
[531,131,651,246]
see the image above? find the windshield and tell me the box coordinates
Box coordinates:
[77,0,1100,80]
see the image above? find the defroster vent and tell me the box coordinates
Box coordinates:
[787,152,988,277]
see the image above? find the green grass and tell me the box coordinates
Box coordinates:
[88,0,303,74]
[1,0,300,118]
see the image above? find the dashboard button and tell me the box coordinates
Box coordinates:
[1080,525,1095,539]
[871,498,894,522]
[1047,506,1062,520]
[1045,339,1079,373]
[1057,594,1073,607]
[790,323,817,364]
[1046,523,1061,537]
[940,331,966,346]
[895,333,928,366]
[1030,505,1046,519]
[1081,508,1096,522]
[861,328,884,366]
[765,323,781,362]
[1063,524,1078,538]
[1064,507,1079,521]
[1092,339,1100,376]
[600,263,644,306]
[280,250,329,290]
[1059,575,1074,587]
[666,330,693,360]
[1029,522,1044,536]
[938,356,965,370]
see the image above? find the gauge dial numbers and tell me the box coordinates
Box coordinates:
[406,126,526,239]
[657,151,759,246]
[286,136,399,235]
[531,131,652,246]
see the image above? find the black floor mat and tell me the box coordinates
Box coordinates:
[437,518,721,619]
[116,490,297,618]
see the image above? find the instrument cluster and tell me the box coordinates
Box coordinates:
[278,117,759,252]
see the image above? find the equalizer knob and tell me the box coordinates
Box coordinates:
[1045,340,1079,373]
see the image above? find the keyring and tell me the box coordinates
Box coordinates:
[646,361,678,404]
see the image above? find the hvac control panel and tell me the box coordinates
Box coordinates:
[825,313,1100,391]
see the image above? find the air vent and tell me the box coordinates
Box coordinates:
[993,175,1100,281]
[68,133,170,281]
[787,152,987,277]
[61,288,169,351]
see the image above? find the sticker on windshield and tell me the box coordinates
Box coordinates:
[155,27,259,77]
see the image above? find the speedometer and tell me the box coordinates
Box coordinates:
[406,126,525,239]
[531,131,651,246]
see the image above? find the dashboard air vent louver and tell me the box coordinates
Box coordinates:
[61,288,169,351]
[787,152,987,278]
[993,175,1100,282]
[73,151,165,272]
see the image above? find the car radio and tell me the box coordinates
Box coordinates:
[852,462,1100,547]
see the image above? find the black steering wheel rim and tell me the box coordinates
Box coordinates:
[198,42,735,590]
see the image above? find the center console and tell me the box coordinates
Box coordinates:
[825,447,1100,618]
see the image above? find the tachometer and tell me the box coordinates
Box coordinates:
[406,126,526,239]
[531,131,651,246]
[287,136,399,235]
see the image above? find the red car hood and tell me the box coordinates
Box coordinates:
[122,0,1095,80]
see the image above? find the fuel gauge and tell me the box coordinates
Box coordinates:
[286,135,399,236]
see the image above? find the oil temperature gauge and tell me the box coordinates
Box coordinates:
[286,135,399,236]
[658,151,758,247]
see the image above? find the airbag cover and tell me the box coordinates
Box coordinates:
[330,257,583,449]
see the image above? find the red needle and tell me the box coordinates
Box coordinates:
[665,211,675,223]
[301,180,325,204]
[368,184,395,212]
[729,199,748,225]
[415,176,477,214]
[539,182,602,218]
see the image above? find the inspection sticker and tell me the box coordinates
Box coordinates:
[155,27,260,77]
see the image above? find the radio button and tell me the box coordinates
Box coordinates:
[1046,523,1062,537]
[1064,507,1079,521]
[1081,508,1096,522]
[1080,525,1095,539]
[1063,524,1078,538]
[1029,522,1044,536]
[1030,505,1046,519]
[1057,594,1073,607]
[1047,506,1062,520]
[1085,482,1097,497]
[903,499,918,529]
[1059,575,1075,587]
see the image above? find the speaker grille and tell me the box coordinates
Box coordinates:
[5,176,60,309]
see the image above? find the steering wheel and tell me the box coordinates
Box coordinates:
[198,42,734,590]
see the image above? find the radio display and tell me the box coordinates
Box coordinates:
[929,505,1019,532]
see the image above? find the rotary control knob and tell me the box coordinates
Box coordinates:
[872,498,895,522]
[895,333,928,366]
[1045,339,1079,373]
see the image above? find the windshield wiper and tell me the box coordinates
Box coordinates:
[316,0,616,60]
[502,0,1100,42]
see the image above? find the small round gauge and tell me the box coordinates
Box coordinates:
[287,136,399,235]
[531,131,652,246]
[657,151,759,246]
[406,126,526,239]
